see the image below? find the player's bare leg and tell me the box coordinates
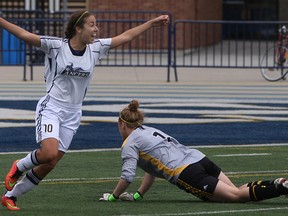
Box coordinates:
[2,138,64,211]
[33,150,65,179]
[211,180,250,202]
[217,172,238,188]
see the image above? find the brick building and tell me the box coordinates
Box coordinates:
[1,0,288,21]
[88,0,222,49]
[1,0,222,20]
[88,0,222,21]
[1,0,287,49]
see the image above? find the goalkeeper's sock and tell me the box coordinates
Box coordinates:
[249,185,280,201]
[247,180,274,187]
[6,169,42,198]
[276,181,288,195]
[17,150,40,172]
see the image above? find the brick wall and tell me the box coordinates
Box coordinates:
[89,0,222,20]
[88,0,223,49]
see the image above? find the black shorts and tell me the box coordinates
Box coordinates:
[176,157,221,201]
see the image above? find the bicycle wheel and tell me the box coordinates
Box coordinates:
[260,45,288,82]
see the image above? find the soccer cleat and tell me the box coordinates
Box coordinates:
[282,181,288,189]
[274,178,288,198]
[282,181,288,198]
[1,195,20,211]
[5,160,22,191]
[274,178,286,187]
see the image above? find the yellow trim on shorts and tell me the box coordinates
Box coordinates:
[177,178,213,199]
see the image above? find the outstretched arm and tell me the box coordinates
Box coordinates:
[118,173,155,201]
[137,172,155,196]
[115,172,155,198]
[113,178,131,198]
[99,173,155,202]
[99,178,131,202]
[110,15,169,49]
[0,17,41,47]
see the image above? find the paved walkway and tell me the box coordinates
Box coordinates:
[0,66,274,84]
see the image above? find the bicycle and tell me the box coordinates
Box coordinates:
[260,25,288,82]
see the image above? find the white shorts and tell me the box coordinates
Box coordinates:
[35,95,82,152]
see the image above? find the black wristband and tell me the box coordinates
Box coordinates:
[113,193,119,199]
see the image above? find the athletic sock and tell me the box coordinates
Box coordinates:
[249,185,280,201]
[247,180,274,187]
[17,150,40,172]
[276,183,288,195]
[5,169,42,198]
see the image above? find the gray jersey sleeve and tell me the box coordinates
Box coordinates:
[121,141,139,183]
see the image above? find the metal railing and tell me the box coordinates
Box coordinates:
[0,10,173,81]
[1,10,287,82]
[173,20,286,67]
[172,20,288,80]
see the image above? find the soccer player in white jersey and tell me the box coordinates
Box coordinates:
[100,100,288,203]
[0,11,169,211]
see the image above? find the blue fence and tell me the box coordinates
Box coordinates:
[2,29,25,64]
[0,10,287,82]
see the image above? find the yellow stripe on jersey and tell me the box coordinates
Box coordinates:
[140,151,188,177]
[121,138,128,149]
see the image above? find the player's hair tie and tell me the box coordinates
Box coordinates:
[73,11,89,29]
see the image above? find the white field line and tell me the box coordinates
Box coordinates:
[119,207,288,216]
[213,153,271,157]
[43,169,288,182]
[0,170,286,185]
[37,169,288,183]
[1,143,288,155]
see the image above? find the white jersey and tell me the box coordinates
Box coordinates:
[38,36,111,106]
[120,125,205,184]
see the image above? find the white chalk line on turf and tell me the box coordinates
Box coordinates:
[1,169,287,186]
[119,207,288,216]
[213,153,271,157]
[1,143,288,155]
[0,176,144,185]
[1,169,286,185]
[35,169,288,183]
